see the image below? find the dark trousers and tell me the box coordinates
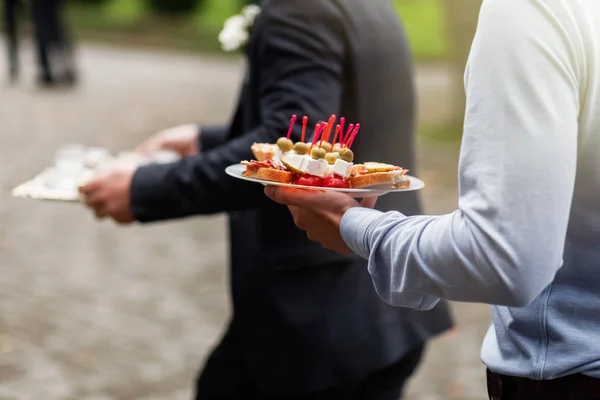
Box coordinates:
[3,0,20,79]
[31,0,74,83]
[194,333,424,400]
[487,369,600,400]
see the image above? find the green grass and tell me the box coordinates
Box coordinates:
[64,0,447,61]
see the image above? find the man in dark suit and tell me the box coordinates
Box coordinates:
[80,0,453,398]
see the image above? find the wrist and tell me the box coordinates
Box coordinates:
[330,204,357,226]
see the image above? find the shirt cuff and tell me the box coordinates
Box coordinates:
[340,207,384,259]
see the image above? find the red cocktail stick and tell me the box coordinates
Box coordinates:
[286,115,298,139]
[319,122,328,148]
[323,114,336,142]
[347,124,361,148]
[345,125,357,146]
[331,125,341,147]
[311,124,321,145]
[310,123,324,152]
[338,118,345,145]
[300,116,308,142]
[342,123,354,147]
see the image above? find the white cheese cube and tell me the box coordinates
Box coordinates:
[302,158,329,178]
[330,159,353,178]
[275,148,297,163]
[282,153,308,172]
[274,148,283,163]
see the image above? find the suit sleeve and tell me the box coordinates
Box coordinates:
[130,4,345,222]
[198,124,229,151]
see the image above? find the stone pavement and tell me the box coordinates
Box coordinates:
[0,43,489,400]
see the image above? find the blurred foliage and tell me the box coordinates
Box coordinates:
[419,120,464,144]
[62,0,448,61]
[392,0,448,61]
[72,0,109,4]
[147,0,202,14]
[102,0,146,26]
[196,0,243,33]
[439,0,482,123]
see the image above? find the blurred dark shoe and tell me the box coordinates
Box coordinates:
[8,70,18,85]
[36,71,78,89]
[60,70,78,87]
[37,73,57,88]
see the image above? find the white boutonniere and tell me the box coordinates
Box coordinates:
[219,5,261,52]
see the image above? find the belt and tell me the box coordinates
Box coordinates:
[487,369,600,400]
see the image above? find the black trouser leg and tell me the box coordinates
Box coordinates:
[353,344,425,400]
[35,40,53,83]
[194,337,425,400]
[194,328,258,399]
[31,0,57,84]
[50,0,76,81]
[290,344,425,400]
[4,0,20,81]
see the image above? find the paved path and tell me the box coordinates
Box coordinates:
[0,43,488,400]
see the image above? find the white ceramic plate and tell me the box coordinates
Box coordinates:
[11,147,182,203]
[225,164,425,198]
[11,182,81,202]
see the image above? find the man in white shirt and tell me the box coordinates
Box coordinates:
[266,0,600,398]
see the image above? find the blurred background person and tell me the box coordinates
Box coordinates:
[2,0,77,86]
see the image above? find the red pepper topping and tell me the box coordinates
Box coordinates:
[296,175,324,187]
[323,174,350,188]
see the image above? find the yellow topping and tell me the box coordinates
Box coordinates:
[294,142,310,155]
[364,162,396,172]
[311,147,327,160]
[339,148,354,162]
[325,152,339,165]
[276,137,294,152]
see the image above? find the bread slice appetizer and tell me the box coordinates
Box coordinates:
[256,168,295,183]
[349,162,410,188]
[241,160,295,183]
[251,143,278,162]
[242,115,412,190]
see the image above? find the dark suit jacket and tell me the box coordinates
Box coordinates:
[131,0,453,395]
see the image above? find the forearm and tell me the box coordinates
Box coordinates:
[341,0,581,310]
[341,207,562,309]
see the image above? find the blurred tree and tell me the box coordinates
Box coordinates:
[103,0,146,25]
[147,0,200,14]
[196,0,240,33]
[72,0,108,4]
[442,0,482,125]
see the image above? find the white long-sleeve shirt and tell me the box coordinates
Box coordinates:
[340,0,600,379]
